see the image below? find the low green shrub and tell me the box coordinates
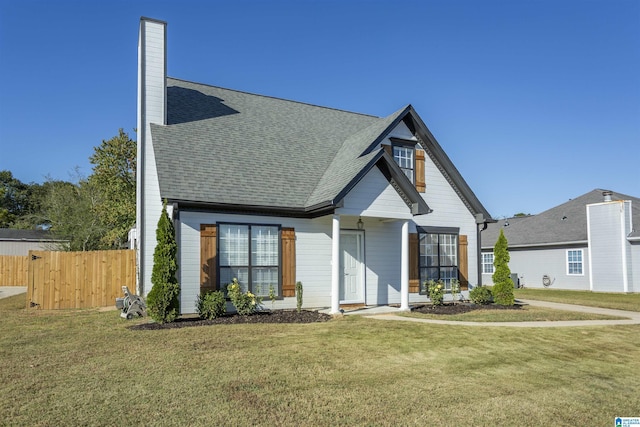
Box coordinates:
[226,278,262,315]
[427,280,445,306]
[195,291,226,320]
[470,286,493,305]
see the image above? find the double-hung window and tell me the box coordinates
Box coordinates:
[418,230,458,292]
[392,143,415,183]
[482,253,494,274]
[219,224,280,296]
[566,249,583,275]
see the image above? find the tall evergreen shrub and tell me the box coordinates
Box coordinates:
[146,201,180,323]
[492,229,514,306]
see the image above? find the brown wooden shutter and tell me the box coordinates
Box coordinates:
[281,227,296,297]
[458,234,469,290]
[383,144,392,156]
[409,233,420,293]
[200,224,217,294]
[415,149,426,193]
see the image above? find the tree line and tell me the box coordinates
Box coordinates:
[1,129,136,251]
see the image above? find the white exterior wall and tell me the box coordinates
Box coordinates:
[337,168,413,219]
[137,19,166,296]
[482,246,591,290]
[631,242,639,293]
[0,241,58,256]
[178,211,429,314]
[587,200,632,292]
[413,150,479,288]
[417,151,479,285]
[379,121,481,286]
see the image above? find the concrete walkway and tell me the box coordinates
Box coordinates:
[360,299,640,328]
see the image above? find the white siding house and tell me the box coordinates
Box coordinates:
[136,17,493,314]
[482,190,639,293]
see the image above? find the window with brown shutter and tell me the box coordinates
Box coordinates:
[386,139,425,193]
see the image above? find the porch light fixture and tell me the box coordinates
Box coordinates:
[357,217,364,230]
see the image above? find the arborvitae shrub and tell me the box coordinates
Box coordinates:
[147,201,180,323]
[492,229,514,306]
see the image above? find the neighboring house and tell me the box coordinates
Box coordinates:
[136,18,493,314]
[0,229,65,256]
[481,189,639,293]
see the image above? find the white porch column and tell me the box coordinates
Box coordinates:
[400,219,410,311]
[330,214,341,314]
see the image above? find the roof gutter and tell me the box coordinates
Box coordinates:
[167,199,336,219]
[481,240,589,250]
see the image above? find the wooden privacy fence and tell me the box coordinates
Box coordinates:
[0,255,29,286]
[25,250,136,310]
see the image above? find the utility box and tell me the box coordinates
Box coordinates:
[511,273,519,288]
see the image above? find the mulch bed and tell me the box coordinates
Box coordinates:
[129,309,332,330]
[412,302,523,315]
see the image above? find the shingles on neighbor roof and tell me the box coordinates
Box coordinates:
[0,229,59,241]
[482,189,640,248]
[152,78,386,211]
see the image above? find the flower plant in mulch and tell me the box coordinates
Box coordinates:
[129,309,331,330]
[412,302,523,315]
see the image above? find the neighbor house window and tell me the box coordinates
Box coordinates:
[419,232,458,292]
[219,224,280,296]
[482,252,494,274]
[567,249,583,275]
[392,144,415,183]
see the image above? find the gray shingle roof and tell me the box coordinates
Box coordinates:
[0,229,59,241]
[482,189,640,248]
[152,77,484,218]
[153,78,384,212]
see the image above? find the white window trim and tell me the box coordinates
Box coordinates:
[482,252,494,274]
[392,143,415,184]
[566,249,584,276]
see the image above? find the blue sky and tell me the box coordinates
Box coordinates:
[1,0,638,218]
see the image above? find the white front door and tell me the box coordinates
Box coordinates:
[339,230,364,303]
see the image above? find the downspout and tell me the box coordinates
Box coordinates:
[475,213,489,287]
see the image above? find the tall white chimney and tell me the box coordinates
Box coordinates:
[136,17,167,295]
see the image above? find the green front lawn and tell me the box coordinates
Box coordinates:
[1,294,639,426]
[515,288,640,312]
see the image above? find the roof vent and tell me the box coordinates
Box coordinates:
[603,191,613,202]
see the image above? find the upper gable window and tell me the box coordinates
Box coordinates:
[392,142,415,183]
